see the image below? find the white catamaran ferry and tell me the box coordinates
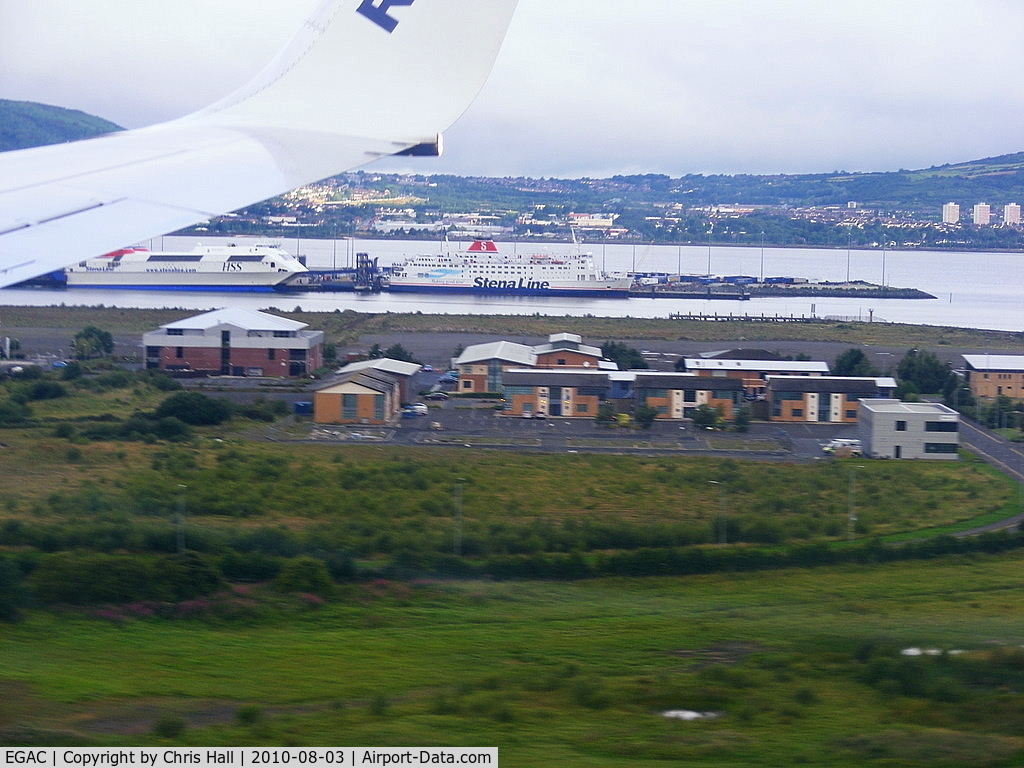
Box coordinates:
[63,243,307,291]
[387,239,631,297]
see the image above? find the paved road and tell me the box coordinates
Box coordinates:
[956,416,1024,533]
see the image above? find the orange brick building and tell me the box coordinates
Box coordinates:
[962,355,1024,401]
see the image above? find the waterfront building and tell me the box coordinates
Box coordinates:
[973,203,991,225]
[332,357,422,403]
[142,308,323,377]
[858,399,959,460]
[961,354,1024,401]
[1004,203,1021,225]
[500,369,743,420]
[765,376,897,423]
[680,357,830,399]
[454,333,607,393]
[941,202,960,224]
[314,368,402,425]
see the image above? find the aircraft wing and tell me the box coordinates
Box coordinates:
[0,0,518,287]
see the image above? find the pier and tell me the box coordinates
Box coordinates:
[667,312,887,323]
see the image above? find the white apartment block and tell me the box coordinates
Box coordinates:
[973,203,991,225]
[941,202,959,224]
[1004,203,1021,225]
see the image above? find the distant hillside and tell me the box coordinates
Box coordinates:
[6,98,1024,214]
[0,100,121,151]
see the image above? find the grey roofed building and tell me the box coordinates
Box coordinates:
[334,357,422,402]
[858,399,960,460]
[502,368,615,388]
[683,359,830,374]
[764,375,897,394]
[453,340,536,367]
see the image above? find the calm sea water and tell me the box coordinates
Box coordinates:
[2,235,1022,333]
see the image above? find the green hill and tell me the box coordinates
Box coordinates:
[0,99,121,151]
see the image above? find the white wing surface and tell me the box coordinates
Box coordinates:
[0,0,517,287]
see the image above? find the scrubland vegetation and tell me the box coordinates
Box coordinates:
[2,345,1024,764]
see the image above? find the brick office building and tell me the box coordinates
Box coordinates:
[143,308,323,377]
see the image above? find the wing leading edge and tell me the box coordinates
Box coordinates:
[0,0,518,287]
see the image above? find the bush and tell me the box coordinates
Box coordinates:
[29,551,221,605]
[28,380,66,400]
[0,556,28,621]
[156,392,232,426]
[0,399,32,426]
[273,556,334,596]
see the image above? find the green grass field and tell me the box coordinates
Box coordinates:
[3,557,1024,765]
[3,359,1024,764]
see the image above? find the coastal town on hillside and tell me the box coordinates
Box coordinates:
[193,171,1024,252]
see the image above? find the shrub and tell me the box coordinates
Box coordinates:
[28,380,66,400]
[0,556,28,621]
[274,556,334,596]
[29,551,221,605]
[155,391,231,426]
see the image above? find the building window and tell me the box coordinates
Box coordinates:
[684,390,697,403]
[175,347,183,359]
[557,358,567,365]
[268,349,276,360]
[575,403,589,414]
[374,394,384,421]
[792,408,803,417]
[273,330,291,338]
[895,420,907,431]
[925,421,958,432]
[342,394,357,419]
[845,410,857,419]
[167,328,183,336]
[462,380,473,390]
[924,442,958,454]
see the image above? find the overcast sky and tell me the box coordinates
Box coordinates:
[3,0,1024,178]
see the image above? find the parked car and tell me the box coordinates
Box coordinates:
[823,438,862,455]
[423,391,449,400]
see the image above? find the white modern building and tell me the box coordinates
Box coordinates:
[858,399,960,460]
[941,202,960,224]
[1004,203,1021,225]
[973,203,991,226]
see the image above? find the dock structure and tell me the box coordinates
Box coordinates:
[667,312,885,324]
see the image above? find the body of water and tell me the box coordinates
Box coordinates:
[3,236,1022,332]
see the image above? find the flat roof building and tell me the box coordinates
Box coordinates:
[766,376,897,423]
[962,354,1024,401]
[858,399,959,460]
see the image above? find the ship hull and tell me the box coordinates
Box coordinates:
[387,281,630,298]
[64,273,286,291]
[63,243,305,292]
